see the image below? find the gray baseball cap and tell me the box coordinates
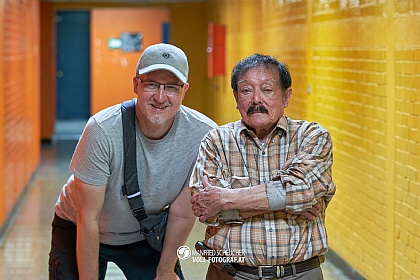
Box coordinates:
[137,43,189,83]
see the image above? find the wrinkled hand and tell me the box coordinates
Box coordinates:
[285,199,324,220]
[190,176,226,222]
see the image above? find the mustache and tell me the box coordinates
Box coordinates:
[247,105,268,115]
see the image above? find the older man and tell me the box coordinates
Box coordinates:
[190,54,336,280]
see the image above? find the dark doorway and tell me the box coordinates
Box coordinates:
[56,11,90,120]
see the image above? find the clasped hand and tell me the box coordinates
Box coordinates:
[190,175,227,222]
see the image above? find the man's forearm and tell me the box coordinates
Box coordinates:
[73,178,106,279]
[156,213,195,278]
[158,215,196,264]
[76,219,100,280]
[191,181,271,222]
[220,185,274,220]
[220,184,270,211]
[157,186,196,279]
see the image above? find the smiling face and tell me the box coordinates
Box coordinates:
[234,65,292,140]
[133,69,189,138]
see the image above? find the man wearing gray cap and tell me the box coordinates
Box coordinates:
[48,43,217,280]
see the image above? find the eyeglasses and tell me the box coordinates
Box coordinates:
[137,77,184,95]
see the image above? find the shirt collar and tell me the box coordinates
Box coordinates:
[238,115,288,137]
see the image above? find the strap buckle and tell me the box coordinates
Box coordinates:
[132,206,147,221]
[277,265,285,277]
[257,265,284,278]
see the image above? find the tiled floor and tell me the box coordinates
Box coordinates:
[0,122,351,279]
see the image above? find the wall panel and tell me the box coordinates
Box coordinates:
[394,44,420,280]
[90,8,170,114]
[0,0,5,225]
[0,0,40,232]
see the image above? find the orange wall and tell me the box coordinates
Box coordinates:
[91,8,170,114]
[40,2,209,139]
[0,0,5,225]
[0,0,40,228]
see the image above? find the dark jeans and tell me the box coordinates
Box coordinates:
[48,214,184,280]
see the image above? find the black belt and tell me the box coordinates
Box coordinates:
[232,255,325,278]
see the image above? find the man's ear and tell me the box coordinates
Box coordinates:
[180,83,189,101]
[232,90,239,109]
[133,76,138,94]
[183,83,190,93]
[283,88,293,108]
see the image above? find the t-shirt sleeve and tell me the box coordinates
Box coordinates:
[70,117,111,186]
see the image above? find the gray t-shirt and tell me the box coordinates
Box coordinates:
[55,99,217,245]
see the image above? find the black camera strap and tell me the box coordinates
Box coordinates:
[121,99,148,223]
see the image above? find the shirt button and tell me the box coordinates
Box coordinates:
[270,256,275,259]
[269,228,273,232]
[262,151,265,155]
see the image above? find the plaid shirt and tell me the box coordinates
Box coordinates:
[190,116,336,266]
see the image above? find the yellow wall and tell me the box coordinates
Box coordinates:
[208,1,419,279]
[170,3,214,118]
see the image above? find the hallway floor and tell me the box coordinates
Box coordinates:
[0,132,351,279]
